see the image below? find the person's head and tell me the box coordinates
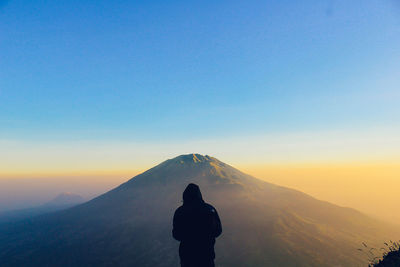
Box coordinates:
[183,183,204,205]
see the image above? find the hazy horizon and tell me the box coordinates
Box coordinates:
[1,151,399,225]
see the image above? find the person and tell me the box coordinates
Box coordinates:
[172,183,222,267]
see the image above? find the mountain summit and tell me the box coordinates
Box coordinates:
[172,153,214,163]
[122,153,257,188]
[0,154,397,266]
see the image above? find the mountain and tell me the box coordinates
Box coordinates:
[0,154,398,266]
[0,192,85,224]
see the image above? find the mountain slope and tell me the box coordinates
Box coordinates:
[0,154,397,266]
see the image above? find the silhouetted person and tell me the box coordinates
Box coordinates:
[173,183,222,267]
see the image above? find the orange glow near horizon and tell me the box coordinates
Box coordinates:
[1,160,399,225]
[1,129,399,222]
[238,162,400,225]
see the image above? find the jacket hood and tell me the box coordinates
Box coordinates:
[183,183,204,205]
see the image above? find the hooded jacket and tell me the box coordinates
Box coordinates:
[172,184,222,262]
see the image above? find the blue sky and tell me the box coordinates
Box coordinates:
[0,0,399,142]
[1,0,400,216]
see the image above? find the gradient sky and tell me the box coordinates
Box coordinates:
[1,0,400,222]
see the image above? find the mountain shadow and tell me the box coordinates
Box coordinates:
[0,154,398,266]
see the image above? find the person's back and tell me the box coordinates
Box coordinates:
[172,183,222,267]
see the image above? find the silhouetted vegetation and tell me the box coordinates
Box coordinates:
[358,240,400,266]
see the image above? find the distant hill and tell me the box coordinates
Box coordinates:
[46,192,85,206]
[0,154,398,266]
[0,192,84,224]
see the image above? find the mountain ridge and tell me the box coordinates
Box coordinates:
[0,153,398,266]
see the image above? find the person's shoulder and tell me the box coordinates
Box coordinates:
[203,203,218,213]
[174,205,185,214]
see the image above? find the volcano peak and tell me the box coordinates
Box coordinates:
[173,153,214,163]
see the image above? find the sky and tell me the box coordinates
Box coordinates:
[0,0,400,222]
